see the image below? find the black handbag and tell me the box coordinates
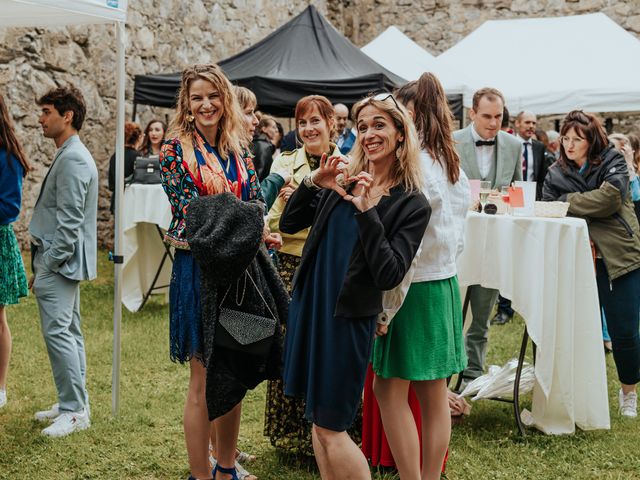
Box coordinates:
[215,271,277,357]
[132,155,161,184]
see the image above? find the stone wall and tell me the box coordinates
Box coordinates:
[5,1,329,249]
[327,0,639,54]
[5,0,640,247]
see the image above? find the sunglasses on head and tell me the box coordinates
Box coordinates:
[371,92,401,111]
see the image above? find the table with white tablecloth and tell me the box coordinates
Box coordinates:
[122,184,173,312]
[457,211,610,434]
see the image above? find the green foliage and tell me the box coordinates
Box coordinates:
[0,253,636,478]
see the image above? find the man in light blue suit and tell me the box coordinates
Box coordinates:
[453,87,522,385]
[29,86,98,437]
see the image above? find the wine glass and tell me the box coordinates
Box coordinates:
[501,186,511,215]
[479,181,492,212]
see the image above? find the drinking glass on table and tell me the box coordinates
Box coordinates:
[479,181,492,212]
[501,186,511,215]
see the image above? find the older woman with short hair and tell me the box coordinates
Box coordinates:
[544,111,640,418]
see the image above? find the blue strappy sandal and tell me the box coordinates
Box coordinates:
[213,464,239,480]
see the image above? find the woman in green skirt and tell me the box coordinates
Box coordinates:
[371,73,470,480]
[0,93,31,408]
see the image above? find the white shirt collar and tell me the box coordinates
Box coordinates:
[516,134,532,144]
[471,123,496,143]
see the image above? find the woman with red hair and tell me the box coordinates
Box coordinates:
[263,95,343,456]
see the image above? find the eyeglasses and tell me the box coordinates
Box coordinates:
[560,136,586,146]
[371,92,401,111]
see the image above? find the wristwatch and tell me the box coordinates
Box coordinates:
[303,174,320,190]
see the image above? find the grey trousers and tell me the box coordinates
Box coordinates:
[462,284,499,380]
[33,253,87,413]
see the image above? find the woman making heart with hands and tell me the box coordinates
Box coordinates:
[279,93,431,480]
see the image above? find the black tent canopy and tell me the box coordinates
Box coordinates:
[133,5,462,119]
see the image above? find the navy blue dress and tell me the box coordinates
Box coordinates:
[283,200,377,432]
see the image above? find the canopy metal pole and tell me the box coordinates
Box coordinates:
[111,19,126,417]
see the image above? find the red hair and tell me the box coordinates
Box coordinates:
[295,95,335,136]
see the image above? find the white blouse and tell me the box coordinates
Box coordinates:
[379,150,470,325]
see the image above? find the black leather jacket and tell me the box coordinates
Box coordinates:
[251,134,275,181]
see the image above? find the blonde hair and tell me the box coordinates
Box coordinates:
[348,95,423,192]
[167,64,247,167]
[234,85,257,111]
[609,132,630,147]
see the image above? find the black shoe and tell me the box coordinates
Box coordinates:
[491,311,512,325]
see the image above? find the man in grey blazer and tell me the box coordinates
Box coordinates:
[29,86,98,437]
[453,88,522,384]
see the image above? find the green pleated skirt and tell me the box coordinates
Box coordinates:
[0,224,28,305]
[372,276,466,380]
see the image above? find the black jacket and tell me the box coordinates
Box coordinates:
[280,182,430,318]
[108,146,139,214]
[543,144,640,280]
[531,139,553,200]
[251,134,275,181]
[186,193,288,420]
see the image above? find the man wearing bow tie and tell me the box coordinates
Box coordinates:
[453,87,522,385]
[491,111,553,326]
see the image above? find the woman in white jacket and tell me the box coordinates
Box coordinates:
[371,73,470,480]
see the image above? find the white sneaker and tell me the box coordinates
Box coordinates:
[0,389,6,408]
[41,409,90,437]
[35,403,60,422]
[619,389,638,418]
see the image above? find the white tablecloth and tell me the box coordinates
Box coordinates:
[457,211,610,434]
[122,184,173,312]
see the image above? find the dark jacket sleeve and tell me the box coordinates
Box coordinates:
[279,182,325,234]
[355,195,431,291]
[542,166,562,201]
[261,173,286,211]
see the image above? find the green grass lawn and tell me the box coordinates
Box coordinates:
[1,252,638,479]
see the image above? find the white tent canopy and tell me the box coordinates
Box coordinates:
[361,26,472,97]
[438,13,640,114]
[0,0,128,415]
[0,0,127,25]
